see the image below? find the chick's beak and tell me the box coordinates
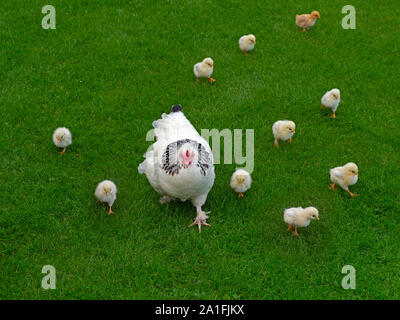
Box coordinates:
[355,172,358,175]
[292,129,296,133]
[316,216,319,220]
[57,137,62,142]
[238,179,243,185]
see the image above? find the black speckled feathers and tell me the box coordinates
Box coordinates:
[162,139,210,176]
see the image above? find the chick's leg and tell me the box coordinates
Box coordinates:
[242,51,250,56]
[196,77,199,83]
[59,147,66,155]
[108,206,115,215]
[293,227,299,236]
[321,104,326,109]
[330,183,336,190]
[346,189,358,197]
[238,192,244,198]
[289,138,292,144]
[208,77,216,83]
[189,207,210,232]
[274,139,279,147]
[331,112,336,119]
[287,224,292,232]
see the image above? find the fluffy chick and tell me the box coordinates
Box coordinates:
[296,11,320,32]
[193,57,215,83]
[95,180,117,215]
[239,34,256,55]
[321,88,341,119]
[330,162,359,197]
[230,169,252,198]
[284,207,319,236]
[272,120,296,147]
[53,127,72,155]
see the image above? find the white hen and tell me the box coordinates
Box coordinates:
[138,105,215,232]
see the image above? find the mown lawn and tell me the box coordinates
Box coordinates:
[0,0,399,299]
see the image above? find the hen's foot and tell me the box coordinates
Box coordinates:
[189,211,210,232]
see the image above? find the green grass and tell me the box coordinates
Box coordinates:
[1,0,399,299]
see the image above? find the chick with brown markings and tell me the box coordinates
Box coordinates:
[296,11,320,32]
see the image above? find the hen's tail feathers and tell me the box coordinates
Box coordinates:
[171,104,183,113]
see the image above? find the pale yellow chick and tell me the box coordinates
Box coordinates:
[193,57,215,83]
[95,180,118,215]
[239,34,256,55]
[296,11,320,32]
[330,162,359,197]
[230,169,252,198]
[272,120,296,147]
[284,207,319,236]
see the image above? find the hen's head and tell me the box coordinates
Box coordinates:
[344,162,358,177]
[247,34,256,44]
[202,57,214,69]
[311,11,320,19]
[178,143,197,168]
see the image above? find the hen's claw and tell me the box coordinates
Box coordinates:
[189,211,211,232]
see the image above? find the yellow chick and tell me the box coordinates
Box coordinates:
[284,206,319,236]
[272,120,296,147]
[330,162,359,197]
[239,34,256,55]
[230,169,252,198]
[95,180,118,215]
[321,88,341,119]
[52,127,72,155]
[296,11,320,32]
[193,57,215,83]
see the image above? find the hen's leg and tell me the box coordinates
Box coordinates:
[189,207,210,232]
